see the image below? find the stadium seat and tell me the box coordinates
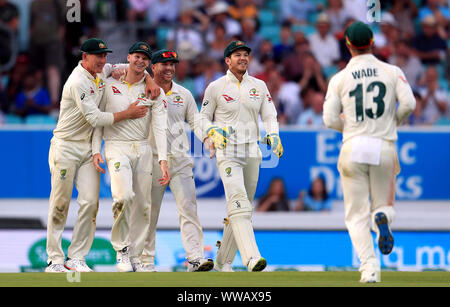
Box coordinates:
[4,114,23,124]
[259,25,281,44]
[435,117,450,126]
[24,114,57,125]
[264,0,279,11]
[258,9,276,25]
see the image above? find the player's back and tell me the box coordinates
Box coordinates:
[330,54,405,142]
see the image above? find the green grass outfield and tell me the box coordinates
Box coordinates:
[1,271,449,287]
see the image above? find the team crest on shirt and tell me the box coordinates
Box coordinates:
[172,95,184,106]
[249,88,259,100]
[225,167,232,177]
[98,79,105,89]
[114,162,120,172]
[111,86,122,95]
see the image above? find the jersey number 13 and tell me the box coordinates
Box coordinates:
[349,81,386,122]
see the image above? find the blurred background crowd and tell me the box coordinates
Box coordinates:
[0,0,448,126]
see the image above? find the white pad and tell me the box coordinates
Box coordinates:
[215,218,238,266]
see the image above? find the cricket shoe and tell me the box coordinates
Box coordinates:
[45,262,70,273]
[247,257,267,272]
[64,258,93,272]
[131,258,157,272]
[187,258,214,272]
[360,270,381,283]
[374,212,394,255]
[214,261,234,272]
[116,246,133,272]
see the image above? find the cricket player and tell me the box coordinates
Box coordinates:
[198,41,283,272]
[139,50,214,272]
[323,22,416,283]
[46,38,160,273]
[91,42,169,272]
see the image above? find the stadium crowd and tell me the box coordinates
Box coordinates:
[0,0,448,126]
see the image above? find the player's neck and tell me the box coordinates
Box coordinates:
[230,69,245,83]
[81,62,97,79]
[155,76,172,94]
[124,69,145,85]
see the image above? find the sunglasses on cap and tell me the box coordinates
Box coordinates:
[162,51,178,58]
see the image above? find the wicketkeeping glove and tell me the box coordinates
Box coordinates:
[206,125,235,149]
[261,133,283,158]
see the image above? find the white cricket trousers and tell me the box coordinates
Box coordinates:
[214,142,262,268]
[47,137,100,265]
[338,138,400,272]
[105,140,153,259]
[141,155,205,264]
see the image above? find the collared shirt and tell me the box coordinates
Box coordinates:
[199,70,279,145]
[323,54,416,143]
[149,81,201,157]
[92,72,168,162]
[53,62,126,142]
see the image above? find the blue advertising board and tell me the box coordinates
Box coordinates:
[0,127,449,200]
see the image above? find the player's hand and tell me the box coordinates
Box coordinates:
[111,68,126,80]
[93,153,106,173]
[261,133,283,158]
[126,101,148,119]
[204,137,216,158]
[206,125,235,149]
[158,160,170,186]
[145,76,160,100]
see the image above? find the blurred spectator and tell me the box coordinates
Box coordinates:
[281,0,317,25]
[254,55,276,82]
[229,0,259,22]
[29,0,66,108]
[167,9,204,60]
[147,0,180,25]
[326,0,351,35]
[127,0,152,22]
[273,21,294,64]
[256,177,290,212]
[309,13,340,68]
[373,12,401,61]
[412,15,447,65]
[0,0,19,32]
[248,39,273,75]
[418,0,449,39]
[406,91,428,125]
[417,66,448,125]
[389,0,418,40]
[206,1,241,42]
[64,0,99,73]
[298,52,327,93]
[388,40,424,88]
[194,58,222,101]
[265,69,288,125]
[12,69,51,117]
[282,37,310,82]
[0,72,9,114]
[296,91,325,127]
[173,59,196,101]
[276,77,302,125]
[208,23,230,61]
[240,17,263,59]
[294,176,332,212]
[6,55,29,105]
